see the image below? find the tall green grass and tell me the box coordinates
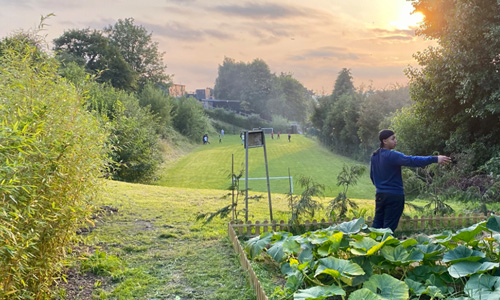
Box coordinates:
[157,134,375,199]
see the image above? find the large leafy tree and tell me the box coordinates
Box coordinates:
[214,57,275,118]
[357,85,411,154]
[53,28,137,90]
[404,0,500,166]
[311,68,357,152]
[275,73,313,123]
[105,18,169,88]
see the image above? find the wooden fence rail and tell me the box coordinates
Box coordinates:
[230,213,489,237]
[228,223,268,300]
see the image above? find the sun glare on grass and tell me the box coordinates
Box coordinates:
[390,10,425,30]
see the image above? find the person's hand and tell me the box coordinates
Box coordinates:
[437,155,451,165]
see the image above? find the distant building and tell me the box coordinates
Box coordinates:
[168,84,186,98]
[195,88,213,100]
[201,99,240,111]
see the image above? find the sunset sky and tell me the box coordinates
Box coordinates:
[0,0,434,94]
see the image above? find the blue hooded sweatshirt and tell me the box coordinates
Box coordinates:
[370,149,437,195]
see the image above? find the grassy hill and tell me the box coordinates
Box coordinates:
[157,134,375,199]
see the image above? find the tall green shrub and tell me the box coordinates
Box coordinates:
[173,97,213,141]
[0,37,108,298]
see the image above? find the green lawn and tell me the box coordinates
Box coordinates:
[75,180,376,299]
[157,134,375,199]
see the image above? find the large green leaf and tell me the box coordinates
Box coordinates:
[381,245,424,265]
[448,261,499,278]
[348,288,383,300]
[333,218,366,234]
[415,243,445,260]
[299,243,314,263]
[363,273,409,300]
[315,256,365,284]
[286,272,304,292]
[430,230,453,247]
[464,274,500,299]
[425,274,451,294]
[266,232,290,262]
[293,285,345,300]
[407,265,447,282]
[350,256,373,286]
[400,238,418,248]
[350,236,393,256]
[404,278,427,296]
[244,232,272,259]
[452,222,487,244]
[367,227,393,241]
[267,240,285,262]
[317,232,343,257]
[486,215,500,233]
[442,245,485,263]
[283,238,302,254]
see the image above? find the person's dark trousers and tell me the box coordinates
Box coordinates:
[372,193,405,232]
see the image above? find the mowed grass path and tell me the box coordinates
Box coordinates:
[158,134,375,199]
[90,180,376,299]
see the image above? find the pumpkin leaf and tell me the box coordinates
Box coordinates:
[363,273,409,300]
[293,285,345,300]
[348,288,383,300]
[442,244,485,263]
[448,261,499,278]
[464,274,500,299]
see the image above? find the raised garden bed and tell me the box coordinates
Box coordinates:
[229,213,498,300]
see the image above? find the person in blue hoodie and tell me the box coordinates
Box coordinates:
[370,129,451,232]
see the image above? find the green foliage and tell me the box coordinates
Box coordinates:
[328,164,367,221]
[197,167,264,223]
[406,0,500,168]
[105,18,169,88]
[246,216,500,299]
[214,57,313,122]
[288,176,324,230]
[173,97,213,141]
[53,28,138,91]
[0,34,108,298]
[136,82,174,136]
[310,70,412,160]
[81,250,124,277]
[357,85,411,155]
[205,107,271,131]
[86,83,163,183]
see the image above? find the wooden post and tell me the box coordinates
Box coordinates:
[231,154,235,221]
[262,133,273,221]
[245,131,249,222]
[255,221,261,235]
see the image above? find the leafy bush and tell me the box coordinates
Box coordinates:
[136,82,173,137]
[173,97,213,141]
[83,81,163,183]
[205,107,271,130]
[0,36,108,298]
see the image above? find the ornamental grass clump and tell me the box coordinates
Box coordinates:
[0,33,108,299]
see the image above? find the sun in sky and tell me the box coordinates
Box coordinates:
[390,6,425,30]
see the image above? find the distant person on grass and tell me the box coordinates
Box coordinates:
[288,133,291,142]
[277,132,280,139]
[271,131,274,139]
[370,129,451,232]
